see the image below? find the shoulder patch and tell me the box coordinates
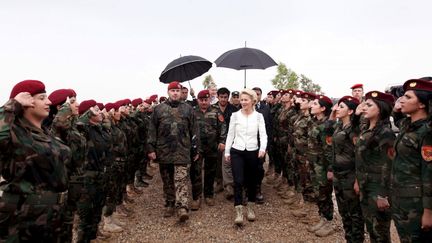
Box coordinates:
[387,147,395,160]
[421,145,432,162]
[325,135,332,145]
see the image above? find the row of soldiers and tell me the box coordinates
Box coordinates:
[264,80,432,242]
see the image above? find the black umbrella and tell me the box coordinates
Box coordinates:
[215,45,277,88]
[159,55,212,87]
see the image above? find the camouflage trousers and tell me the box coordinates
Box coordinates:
[104,160,126,217]
[391,196,432,243]
[76,174,107,243]
[190,155,218,200]
[293,153,314,199]
[159,164,190,209]
[311,159,334,221]
[0,192,66,243]
[359,188,391,243]
[333,172,365,243]
[220,151,233,187]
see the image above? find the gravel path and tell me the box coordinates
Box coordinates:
[107,164,400,243]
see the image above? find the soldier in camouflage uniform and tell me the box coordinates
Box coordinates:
[190,90,227,210]
[306,95,335,236]
[391,79,432,243]
[147,81,200,222]
[354,91,395,243]
[264,90,279,177]
[49,89,87,242]
[266,90,283,184]
[0,80,71,242]
[329,96,365,243]
[290,92,315,217]
[75,100,113,242]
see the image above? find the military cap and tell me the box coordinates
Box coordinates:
[317,95,333,106]
[267,90,279,96]
[279,90,289,96]
[105,102,120,112]
[96,103,104,110]
[143,98,152,105]
[79,99,97,115]
[350,84,363,89]
[301,92,316,100]
[198,90,210,99]
[150,94,158,101]
[168,81,182,90]
[365,91,395,106]
[48,89,76,106]
[132,98,143,107]
[114,100,125,107]
[232,91,240,97]
[10,80,46,99]
[403,79,432,92]
[294,90,303,96]
[338,96,360,110]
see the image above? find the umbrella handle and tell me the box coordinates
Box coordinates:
[188,80,192,89]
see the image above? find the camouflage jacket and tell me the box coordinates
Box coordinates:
[277,106,297,144]
[194,106,227,156]
[391,118,432,208]
[355,121,395,198]
[292,112,311,154]
[270,103,282,141]
[331,121,360,175]
[118,116,140,156]
[147,99,200,164]
[307,116,333,168]
[78,112,112,172]
[131,110,150,155]
[51,102,87,176]
[0,99,70,194]
[110,121,128,160]
[211,102,239,126]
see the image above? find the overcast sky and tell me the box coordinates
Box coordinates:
[1,0,431,103]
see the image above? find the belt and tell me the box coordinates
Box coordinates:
[392,186,422,197]
[1,191,68,206]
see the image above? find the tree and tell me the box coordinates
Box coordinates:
[299,74,323,94]
[202,75,215,89]
[271,62,299,90]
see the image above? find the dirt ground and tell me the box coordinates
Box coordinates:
[107,163,400,243]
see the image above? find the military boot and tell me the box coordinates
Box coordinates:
[256,184,264,204]
[190,198,202,211]
[163,202,175,218]
[265,173,278,185]
[178,208,189,222]
[315,219,335,237]
[234,205,244,226]
[273,176,284,189]
[103,216,123,233]
[134,173,149,188]
[114,205,129,217]
[308,217,325,232]
[291,195,307,218]
[111,214,126,226]
[143,172,153,180]
[246,203,256,221]
[205,197,215,206]
[280,187,296,199]
[224,185,234,200]
[96,228,112,240]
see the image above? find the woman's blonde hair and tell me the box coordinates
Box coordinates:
[240,88,258,105]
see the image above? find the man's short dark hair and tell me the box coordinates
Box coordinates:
[217,87,230,96]
[181,86,188,90]
[252,87,262,93]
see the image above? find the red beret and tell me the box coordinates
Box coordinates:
[197,90,210,99]
[143,99,152,105]
[168,81,182,90]
[48,89,76,106]
[317,95,333,106]
[79,99,97,115]
[159,96,167,102]
[403,79,432,93]
[301,92,316,100]
[96,103,104,110]
[105,102,120,112]
[10,80,46,99]
[267,90,278,96]
[279,90,289,96]
[132,98,143,107]
[350,84,363,89]
[338,96,360,110]
[114,100,124,107]
[123,99,132,106]
[365,91,395,106]
[294,90,303,96]
[150,94,158,101]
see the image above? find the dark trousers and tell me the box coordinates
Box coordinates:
[230,148,259,206]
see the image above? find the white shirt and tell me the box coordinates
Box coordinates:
[224,110,267,156]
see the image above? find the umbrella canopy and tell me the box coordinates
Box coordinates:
[214,47,277,88]
[214,47,277,70]
[159,55,212,84]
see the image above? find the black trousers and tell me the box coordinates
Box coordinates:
[230,148,260,206]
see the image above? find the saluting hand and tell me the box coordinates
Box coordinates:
[14,92,35,108]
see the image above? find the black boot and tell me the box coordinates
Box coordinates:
[256,184,264,204]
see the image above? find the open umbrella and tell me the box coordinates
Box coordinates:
[159,55,212,88]
[215,44,277,88]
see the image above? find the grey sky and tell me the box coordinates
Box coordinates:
[1,0,431,103]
